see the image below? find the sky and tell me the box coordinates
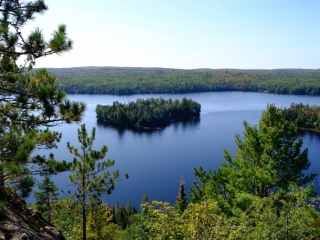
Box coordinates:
[21,0,320,69]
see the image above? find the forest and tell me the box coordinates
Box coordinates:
[283,103,320,132]
[95,97,201,128]
[48,67,320,95]
[1,1,320,240]
[29,105,320,240]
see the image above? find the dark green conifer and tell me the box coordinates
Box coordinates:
[140,192,149,215]
[0,0,86,196]
[66,124,128,240]
[190,104,316,215]
[34,175,59,224]
[175,178,188,213]
[126,200,133,216]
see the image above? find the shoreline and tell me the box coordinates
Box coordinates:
[97,115,200,130]
[297,127,320,134]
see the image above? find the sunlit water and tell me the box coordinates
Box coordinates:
[28,92,320,209]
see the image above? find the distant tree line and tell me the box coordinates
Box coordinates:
[95,98,201,128]
[283,103,320,131]
[47,67,320,95]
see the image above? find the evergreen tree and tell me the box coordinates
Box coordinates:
[0,0,86,196]
[133,205,137,214]
[175,178,188,213]
[114,205,129,229]
[141,192,149,204]
[190,104,316,214]
[140,192,149,215]
[140,192,149,214]
[34,175,58,224]
[126,200,133,216]
[66,124,128,240]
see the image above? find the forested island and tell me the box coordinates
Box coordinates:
[95,97,201,128]
[283,103,320,132]
[3,1,320,239]
[47,67,320,95]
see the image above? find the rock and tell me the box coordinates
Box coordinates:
[0,188,66,240]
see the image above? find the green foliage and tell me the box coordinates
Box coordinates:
[114,206,130,230]
[52,197,125,240]
[66,124,128,240]
[283,103,320,131]
[226,185,320,239]
[33,175,59,224]
[129,200,226,239]
[51,197,82,240]
[0,192,5,220]
[0,0,86,196]
[175,178,188,213]
[49,67,320,95]
[190,104,316,215]
[96,97,201,128]
[126,200,133,216]
[122,186,320,239]
[86,199,115,240]
[140,192,149,215]
[47,104,320,239]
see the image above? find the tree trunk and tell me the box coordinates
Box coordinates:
[82,166,86,240]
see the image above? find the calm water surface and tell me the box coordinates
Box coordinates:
[30,92,320,209]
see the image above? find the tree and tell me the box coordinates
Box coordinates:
[114,205,130,229]
[0,0,86,196]
[175,177,188,213]
[34,175,58,224]
[126,200,133,216]
[86,199,114,240]
[226,185,320,239]
[190,104,316,213]
[66,124,128,240]
[140,192,149,215]
[131,200,226,240]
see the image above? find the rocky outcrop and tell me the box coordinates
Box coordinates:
[0,189,65,240]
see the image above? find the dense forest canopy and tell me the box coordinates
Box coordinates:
[46,67,320,95]
[96,97,201,128]
[283,103,320,131]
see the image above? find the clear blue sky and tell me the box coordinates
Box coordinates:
[23,0,320,69]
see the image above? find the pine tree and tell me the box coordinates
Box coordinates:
[114,205,129,229]
[140,192,149,215]
[0,0,86,196]
[175,178,188,213]
[66,124,128,240]
[34,175,58,224]
[126,200,133,216]
[190,104,316,214]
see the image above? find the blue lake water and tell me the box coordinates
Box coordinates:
[29,92,320,209]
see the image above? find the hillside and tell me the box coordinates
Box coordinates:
[44,67,320,95]
[0,189,65,240]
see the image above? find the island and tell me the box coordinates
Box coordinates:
[95,97,201,129]
[283,103,320,133]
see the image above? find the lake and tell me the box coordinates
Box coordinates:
[30,92,320,210]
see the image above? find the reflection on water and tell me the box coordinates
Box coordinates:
[96,116,201,137]
[27,92,320,209]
